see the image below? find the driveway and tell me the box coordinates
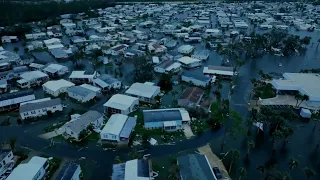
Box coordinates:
[198,144,230,179]
[182,124,194,139]
[39,129,63,140]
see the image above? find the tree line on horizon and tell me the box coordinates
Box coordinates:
[0,0,116,27]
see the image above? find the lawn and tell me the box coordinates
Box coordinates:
[45,157,62,179]
[190,118,208,135]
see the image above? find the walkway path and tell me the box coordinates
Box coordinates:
[182,124,194,138]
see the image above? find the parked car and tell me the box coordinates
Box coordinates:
[212,167,223,180]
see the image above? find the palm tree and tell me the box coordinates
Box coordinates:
[180,85,186,93]
[288,158,299,170]
[245,118,255,135]
[13,47,19,54]
[304,167,315,179]
[272,129,284,151]
[277,171,291,180]
[238,167,247,180]
[258,69,264,78]
[294,93,303,107]
[171,90,178,99]
[282,126,294,147]
[9,137,17,151]
[114,156,121,164]
[234,59,245,75]
[297,94,309,107]
[250,78,257,86]
[228,149,240,173]
[246,140,255,157]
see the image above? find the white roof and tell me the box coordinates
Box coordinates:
[47,44,64,50]
[163,121,177,127]
[203,66,234,76]
[125,83,160,98]
[20,71,48,81]
[103,94,138,111]
[166,62,181,71]
[125,159,150,180]
[178,56,201,65]
[6,156,47,180]
[44,38,61,45]
[101,114,127,136]
[80,84,101,93]
[0,94,35,108]
[69,71,96,79]
[45,63,67,71]
[179,108,191,122]
[178,45,194,52]
[272,73,320,101]
[43,79,75,92]
[205,29,220,33]
[152,56,159,64]
[29,63,45,69]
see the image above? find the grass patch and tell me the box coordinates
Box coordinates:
[45,157,62,179]
[191,118,207,135]
[13,150,29,168]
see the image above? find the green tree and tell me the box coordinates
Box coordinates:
[157,74,173,92]
[114,156,121,164]
[250,78,257,86]
[277,171,291,180]
[221,109,243,151]
[304,167,315,180]
[168,160,180,180]
[294,93,303,107]
[128,148,141,159]
[245,118,255,135]
[300,36,312,47]
[288,158,299,170]
[246,140,255,157]
[13,47,19,54]
[228,149,240,173]
[9,137,17,151]
[297,94,309,107]
[282,126,293,147]
[171,90,178,99]
[132,56,154,83]
[78,129,87,140]
[238,167,247,180]
[272,129,284,151]
[234,58,245,72]
[258,69,264,78]
[216,43,223,52]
